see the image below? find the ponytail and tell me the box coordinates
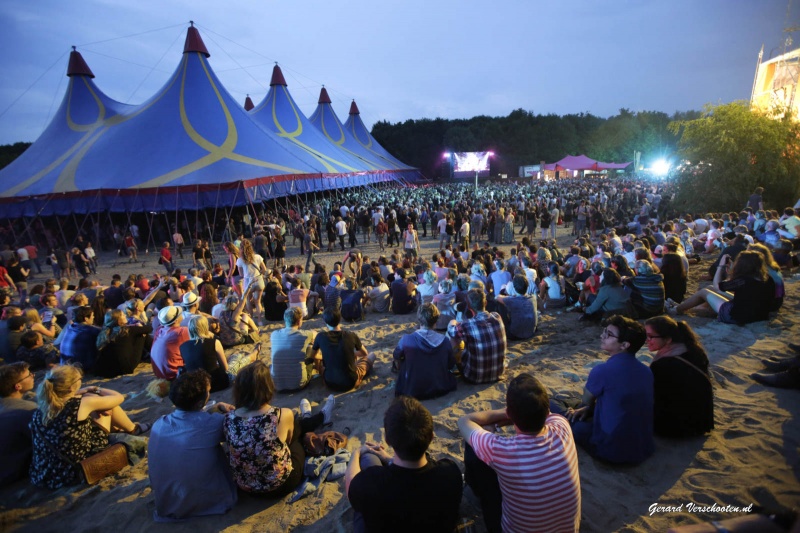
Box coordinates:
[37,365,81,424]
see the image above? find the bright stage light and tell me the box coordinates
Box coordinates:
[487,151,494,156]
[443,152,451,158]
[652,159,670,176]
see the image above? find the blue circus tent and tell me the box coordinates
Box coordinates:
[0,25,421,218]
[344,100,410,169]
[308,88,415,172]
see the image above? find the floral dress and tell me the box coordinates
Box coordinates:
[223,407,291,493]
[29,397,108,488]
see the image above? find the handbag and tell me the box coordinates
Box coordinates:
[302,431,349,457]
[79,443,129,485]
[32,423,129,485]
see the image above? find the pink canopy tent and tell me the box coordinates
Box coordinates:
[543,154,631,171]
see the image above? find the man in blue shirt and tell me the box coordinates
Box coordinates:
[58,306,100,371]
[564,315,654,464]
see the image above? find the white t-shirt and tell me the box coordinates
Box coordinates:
[236,254,265,283]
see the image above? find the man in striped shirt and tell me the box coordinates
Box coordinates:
[458,374,581,533]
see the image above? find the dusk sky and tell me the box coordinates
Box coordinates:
[0,0,791,145]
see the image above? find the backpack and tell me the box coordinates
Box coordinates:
[340,289,365,322]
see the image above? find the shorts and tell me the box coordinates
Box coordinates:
[249,277,266,291]
[355,355,373,385]
[717,301,736,324]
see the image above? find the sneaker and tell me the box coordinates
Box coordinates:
[321,394,335,425]
[299,399,312,419]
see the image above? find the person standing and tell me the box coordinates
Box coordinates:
[403,224,420,260]
[160,242,174,275]
[172,227,185,259]
[335,217,348,252]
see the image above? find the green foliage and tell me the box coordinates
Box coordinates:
[668,101,800,212]
[371,108,684,179]
[0,142,31,170]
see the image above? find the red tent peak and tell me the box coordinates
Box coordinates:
[318,87,332,104]
[349,100,360,115]
[244,95,254,111]
[183,23,210,58]
[270,64,287,86]
[67,47,95,78]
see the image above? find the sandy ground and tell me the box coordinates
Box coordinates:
[1,228,799,532]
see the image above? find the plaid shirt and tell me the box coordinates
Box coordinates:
[452,311,506,383]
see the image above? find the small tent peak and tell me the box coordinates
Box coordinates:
[244,95,254,111]
[349,100,360,115]
[270,64,287,87]
[183,23,210,58]
[67,47,95,78]
[318,87,332,104]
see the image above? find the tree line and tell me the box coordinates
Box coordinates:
[371,108,703,179]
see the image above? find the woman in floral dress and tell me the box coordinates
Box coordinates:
[223,361,334,497]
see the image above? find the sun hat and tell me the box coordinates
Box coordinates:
[182,292,199,308]
[158,305,182,326]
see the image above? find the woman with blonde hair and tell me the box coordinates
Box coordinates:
[236,239,267,324]
[180,315,259,392]
[29,364,147,488]
[25,308,60,344]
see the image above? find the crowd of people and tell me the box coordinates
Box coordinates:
[0,177,798,532]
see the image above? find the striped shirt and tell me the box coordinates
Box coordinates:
[470,414,581,533]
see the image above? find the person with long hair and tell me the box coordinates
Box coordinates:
[581,268,634,321]
[94,309,153,378]
[24,308,60,344]
[180,316,258,392]
[670,250,774,325]
[236,239,267,324]
[28,364,147,489]
[659,250,688,303]
[645,316,714,438]
[223,361,334,497]
[223,241,242,297]
[747,242,784,312]
[198,283,219,315]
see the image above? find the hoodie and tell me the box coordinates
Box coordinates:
[392,329,457,400]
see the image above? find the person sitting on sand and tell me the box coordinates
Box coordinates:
[150,305,189,380]
[181,316,258,393]
[29,364,149,489]
[223,361,334,497]
[645,316,714,438]
[392,303,457,400]
[557,315,654,464]
[495,275,537,340]
[0,362,37,486]
[390,268,417,315]
[270,307,316,392]
[669,250,774,325]
[447,289,506,384]
[311,308,375,392]
[751,342,800,390]
[458,373,581,533]
[346,396,463,533]
[148,369,238,522]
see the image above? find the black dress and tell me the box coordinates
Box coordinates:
[180,337,229,391]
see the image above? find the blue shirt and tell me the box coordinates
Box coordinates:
[59,323,100,371]
[148,410,238,521]
[585,352,654,464]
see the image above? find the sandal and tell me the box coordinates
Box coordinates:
[131,422,151,436]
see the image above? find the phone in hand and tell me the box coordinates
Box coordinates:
[42,311,53,323]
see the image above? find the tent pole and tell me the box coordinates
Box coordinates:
[7,218,18,245]
[56,215,71,253]
[210,184,222,246]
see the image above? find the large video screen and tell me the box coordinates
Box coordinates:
[453,151,491,178]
